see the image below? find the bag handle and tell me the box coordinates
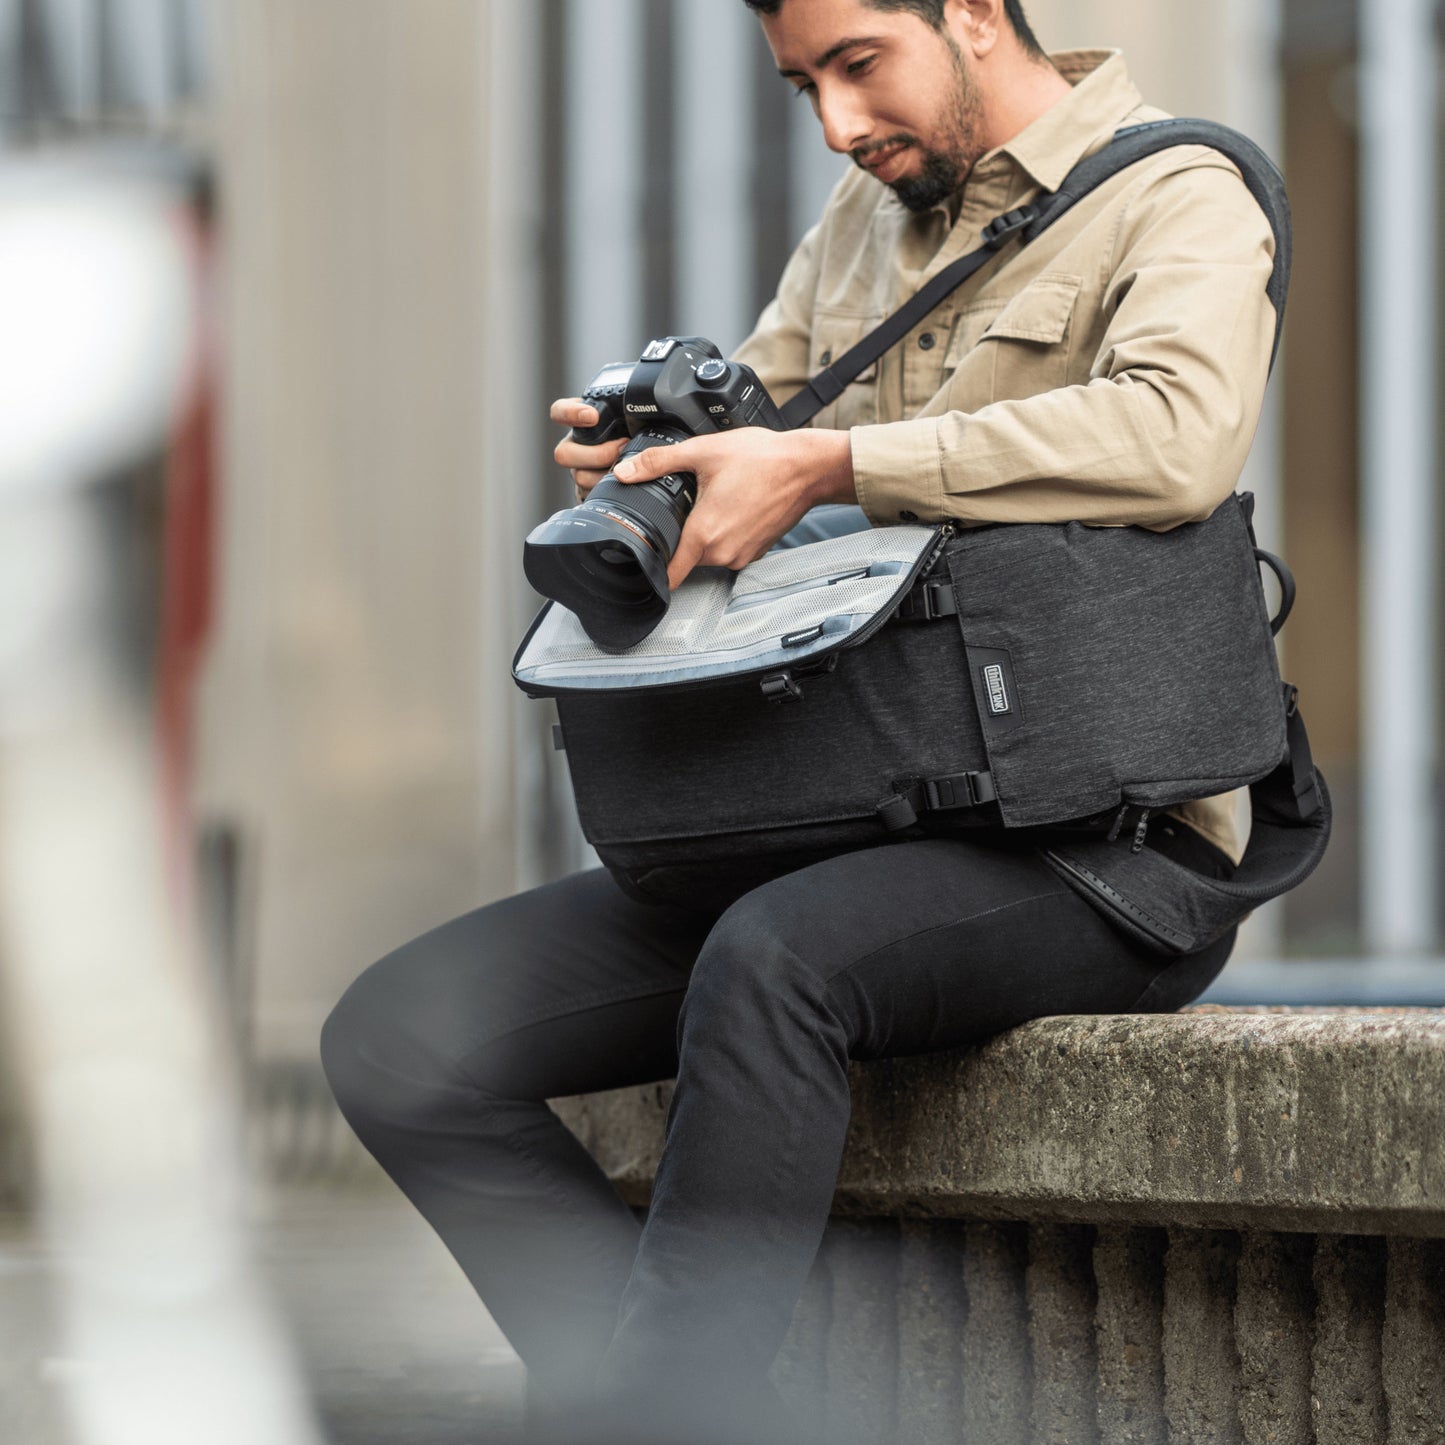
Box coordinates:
[780,117,1291,430]
[1254,547,1296,637]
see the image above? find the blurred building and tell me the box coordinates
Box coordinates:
[2,0,1438,1142]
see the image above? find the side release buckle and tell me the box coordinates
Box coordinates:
[894,576,959,623]
[981,204,1039,250]
[760,671,804,704]
[877,771,998,830]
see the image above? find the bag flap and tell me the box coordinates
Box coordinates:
[513,525,941,696]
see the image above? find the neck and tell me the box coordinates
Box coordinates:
[976,50,1073,154]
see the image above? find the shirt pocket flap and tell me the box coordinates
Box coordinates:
[982,274,1082,345]
[810,311,882,384]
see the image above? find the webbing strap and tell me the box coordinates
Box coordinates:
[779,117,1291,430]
[778,217,1021,429]
[877,770,998,831]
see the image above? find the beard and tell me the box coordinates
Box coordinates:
[853,34,983,214]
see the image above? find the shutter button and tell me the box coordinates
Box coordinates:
[918,332,937,351]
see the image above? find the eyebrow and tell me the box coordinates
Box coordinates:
[777,35,884,80]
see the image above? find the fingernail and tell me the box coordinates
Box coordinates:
[615,461,636,480]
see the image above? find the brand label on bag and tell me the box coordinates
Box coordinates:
[965,644,1025,735]
[983,663,1011,715]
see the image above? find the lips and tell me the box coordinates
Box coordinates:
[860,141,911,180]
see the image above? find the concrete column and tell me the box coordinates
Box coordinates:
[203,0,525,1061]
[1358,0,1439,954]
[677,3,754,353]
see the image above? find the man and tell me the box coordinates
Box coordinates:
[323,3,1272,1442]
[559,0,1274,868]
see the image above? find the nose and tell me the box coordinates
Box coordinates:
[815,83,871,156]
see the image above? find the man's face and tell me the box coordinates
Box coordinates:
[762,0,985,213]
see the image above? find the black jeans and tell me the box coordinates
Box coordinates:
[319,825,1234,1444]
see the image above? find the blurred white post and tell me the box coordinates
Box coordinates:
[0,167,321,1445]
[1,702,324,1445]
[1359,0,1438,954]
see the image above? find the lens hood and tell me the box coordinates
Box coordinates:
[523,505,672,653]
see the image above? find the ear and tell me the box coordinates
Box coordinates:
[947,0,1004,59]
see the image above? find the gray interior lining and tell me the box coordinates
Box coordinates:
[515,526,937,692]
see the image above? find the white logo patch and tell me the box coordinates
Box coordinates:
[983,663,1010,715]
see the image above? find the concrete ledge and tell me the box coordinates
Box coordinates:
[551,1006,1445,1238]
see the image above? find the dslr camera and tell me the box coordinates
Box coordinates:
[523,335,786,652]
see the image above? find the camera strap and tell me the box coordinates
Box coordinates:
[777,116,1291,430]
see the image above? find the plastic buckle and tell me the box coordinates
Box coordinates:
[923,772,996,811]
[760,671,804,704]
[896,577,957,623]
[981,204,1038,250]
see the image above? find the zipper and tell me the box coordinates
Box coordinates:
[724,562,902,613]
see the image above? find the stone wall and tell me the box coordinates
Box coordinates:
[549,1007,1445,1444]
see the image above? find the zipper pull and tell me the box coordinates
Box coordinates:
[1106,804,1129,843]
[1130,808,1153,854]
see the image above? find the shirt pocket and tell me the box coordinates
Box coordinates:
[975,273,1083,402]
[806,308,883,430]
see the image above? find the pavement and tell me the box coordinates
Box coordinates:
[0,1176,528,1445]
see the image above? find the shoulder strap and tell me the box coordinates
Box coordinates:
[779,117,1292,430]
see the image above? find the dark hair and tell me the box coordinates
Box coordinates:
[743,0,1047,61]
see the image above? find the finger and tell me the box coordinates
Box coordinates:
[667,527,708,592]
[550,397,600,428]
[615,438,703,484]
[572,468,610,497]
[555,436,627,470]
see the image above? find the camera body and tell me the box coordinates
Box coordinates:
[573,334,785,448]
[523,336,787,652]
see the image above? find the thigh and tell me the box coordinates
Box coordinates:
[723,837,1229,1061]
[326,867,717,1101]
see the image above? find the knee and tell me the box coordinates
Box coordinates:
[681,887,831,1030]
[319,956,471,1133]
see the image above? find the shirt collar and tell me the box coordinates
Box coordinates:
[993,49,1143,193]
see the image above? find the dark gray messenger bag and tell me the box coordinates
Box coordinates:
[512,119,1332,956]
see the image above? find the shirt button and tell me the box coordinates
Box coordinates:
[819,349,833,366]
[918,332,937,351]
[899,509,919,522]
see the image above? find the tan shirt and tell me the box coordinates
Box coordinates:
[733,49,1278,866]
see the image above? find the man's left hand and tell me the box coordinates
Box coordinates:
[612,427,856,590]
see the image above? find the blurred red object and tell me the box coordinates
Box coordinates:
[157,182,217,902]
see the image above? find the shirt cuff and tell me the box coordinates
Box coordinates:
[849,417,947,525]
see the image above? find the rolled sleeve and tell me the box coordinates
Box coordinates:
[851,416,946,524]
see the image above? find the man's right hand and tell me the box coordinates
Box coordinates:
[551,398,629,502]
